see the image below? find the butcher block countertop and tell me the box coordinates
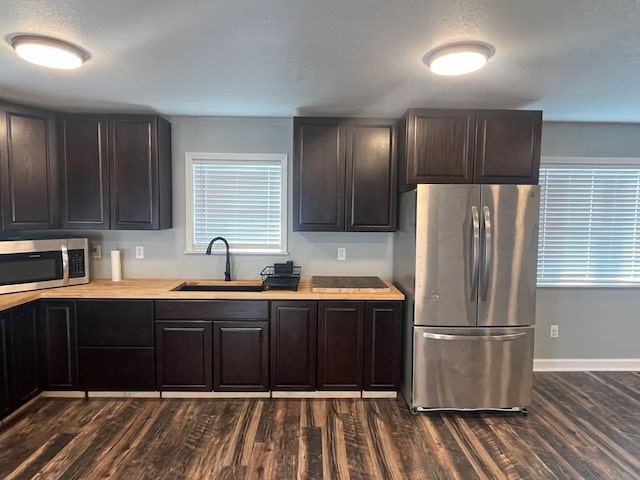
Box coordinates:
[0,278,404,311]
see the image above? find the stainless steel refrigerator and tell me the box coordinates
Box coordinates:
[393,184,539,413]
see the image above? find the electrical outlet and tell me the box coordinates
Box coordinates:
[135,246,144,259]
[337,247,346,261]
[550,325,559,338]
[90,243,102,259]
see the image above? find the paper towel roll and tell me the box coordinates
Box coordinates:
[111,250,122,281]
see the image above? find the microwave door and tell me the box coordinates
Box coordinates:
[0,249,65,294]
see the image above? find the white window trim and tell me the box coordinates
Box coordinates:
[185,152,288,255]
[542,156,640,167]
[537,156,640,288]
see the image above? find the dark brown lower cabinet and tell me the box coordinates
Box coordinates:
[156,321,212,391]
[270,301,317,391]
[317,301,364,390]
[78,349,154,391]
[213,321,269,391]
[0,313,9,415]
[77,300,154,391]
[39,301,78,390]
[364,302,402,390]
[8,303,39,405]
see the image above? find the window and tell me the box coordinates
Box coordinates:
[537,157,640,286]
[185,152,287,254]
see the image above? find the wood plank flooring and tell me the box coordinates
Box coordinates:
[0,372,638,479]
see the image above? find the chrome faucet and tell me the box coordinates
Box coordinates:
[205,236,231,281]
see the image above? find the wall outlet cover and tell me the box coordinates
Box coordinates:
[135,246,144,259]
[90,244,102,259]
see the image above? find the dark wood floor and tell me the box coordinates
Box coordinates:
[0,372,638,479]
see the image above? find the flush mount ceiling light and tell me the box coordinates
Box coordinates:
[10,34,88,70]
[424,42,495,76]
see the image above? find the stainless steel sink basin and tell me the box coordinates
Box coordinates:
[172,282,264,292]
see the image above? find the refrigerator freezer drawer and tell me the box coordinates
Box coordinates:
[411,326,534,411]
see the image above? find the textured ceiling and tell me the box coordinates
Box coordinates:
[1,0,639,121]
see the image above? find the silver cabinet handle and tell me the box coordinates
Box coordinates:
[470,206,480,300]
[481,205,492,301]
[61,243,69,286]
[422,332,527,341]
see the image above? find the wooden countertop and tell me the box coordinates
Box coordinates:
[0,279,404,311]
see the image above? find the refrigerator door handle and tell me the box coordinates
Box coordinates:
[470,206,480,300]
[422,332,527,341]
[481,205,492,301]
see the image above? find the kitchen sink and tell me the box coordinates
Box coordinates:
[172,282,264,292]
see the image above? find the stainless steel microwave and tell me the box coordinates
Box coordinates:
[0,238,89,294]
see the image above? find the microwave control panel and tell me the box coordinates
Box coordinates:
[69,249,86,278]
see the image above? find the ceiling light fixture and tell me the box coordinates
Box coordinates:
[10,34,88,70]
[424,42,494,76]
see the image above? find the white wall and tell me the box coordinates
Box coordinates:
[534,122,640,359]
[84,117,393,281]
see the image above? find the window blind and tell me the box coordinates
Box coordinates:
[537,162,640,286]
[187,154,287,253]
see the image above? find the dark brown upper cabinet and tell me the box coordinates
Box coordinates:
[293,117,397,232]
[0,103,59,229]
[59,115,110,229]
[59,114,172,230]
[474,110,542,184]
[398,109,542,189]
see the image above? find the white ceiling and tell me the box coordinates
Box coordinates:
[1,0,639,122]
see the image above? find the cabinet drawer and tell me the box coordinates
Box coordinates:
[77,300,153,347]
[79,348,155,391]
[155,300,269,320]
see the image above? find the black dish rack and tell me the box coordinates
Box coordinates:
[260,264,301,291]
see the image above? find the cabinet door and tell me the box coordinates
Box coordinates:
[402,109,475,185]
[0,104,58,229]
[156,321,212,391]
[474,110,542,184]
[0,314,9,415]
[364,302,402,391]
[345,120,397,231]
[270,301,317,391]
[9,304,39,405]
[59,115,110,229]
[109,115,172,230]
[39,301,78,390]
[213,321,269,391]
[317,301,364,390]
[293,117,345,231]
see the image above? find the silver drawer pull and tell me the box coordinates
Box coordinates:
[422,332,527,341]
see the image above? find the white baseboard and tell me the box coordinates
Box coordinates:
[40,391,86,398]
[534,358,640,371]
[87,391,161,399]
[162,391,271,399]
[362,391,398,399]
[271,391,361,399]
